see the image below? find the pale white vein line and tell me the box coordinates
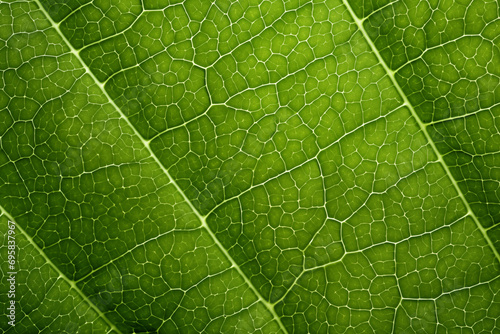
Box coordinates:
[390,32,498,73]
[74,227,204,284]
[0,205,123,334]
[204,104,407,219]
[32,1,288,332]
[339,0,500,264]
[426,100,500,126]
[6,268,60,326]
[359,0,399,23]
[301,211,470,274]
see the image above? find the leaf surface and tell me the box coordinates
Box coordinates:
[0,0,499,332]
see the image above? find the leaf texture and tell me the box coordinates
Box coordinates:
[0,0,499,332]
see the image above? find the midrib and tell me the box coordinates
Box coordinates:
[339,0,500,263]
[31,0,289,333]
[0,205,122,334]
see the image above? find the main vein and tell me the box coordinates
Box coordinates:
[339,0,500,263]
[32,0,288,332]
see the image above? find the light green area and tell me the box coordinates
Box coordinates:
[0,0,499,332]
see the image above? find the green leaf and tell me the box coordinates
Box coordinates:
[1,0,499,332]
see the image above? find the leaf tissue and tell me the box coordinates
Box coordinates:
[0,0,499,332]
